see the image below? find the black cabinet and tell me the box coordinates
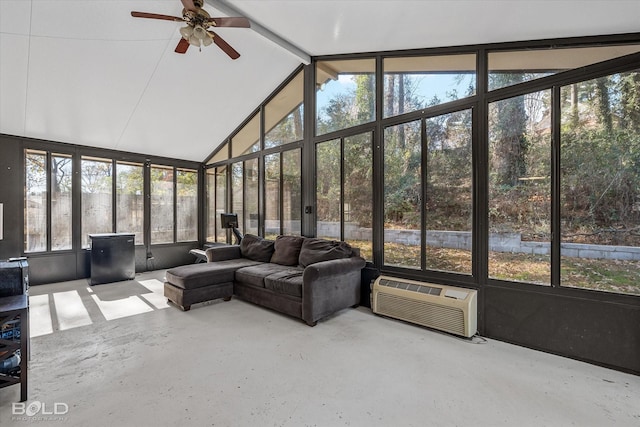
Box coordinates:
[0,295,28,402]
[89,233,135,285]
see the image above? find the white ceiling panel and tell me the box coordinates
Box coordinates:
[230,0,640,55]
[1,0,639,161]
[0,34,29,136]
[24,36,169,150]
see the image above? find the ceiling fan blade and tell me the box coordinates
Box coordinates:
[208,17,251,28]
[181,0,198,12]
[131,11,184,22]
[209,31,241,59]
[175,38,190,54]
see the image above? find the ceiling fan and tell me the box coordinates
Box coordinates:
[131,0,250,59]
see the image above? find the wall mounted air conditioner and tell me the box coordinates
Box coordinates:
[372,275,477,338]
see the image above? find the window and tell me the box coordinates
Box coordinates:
[24,150,47,252]
[206,168,216,242]
[116,162,143,245]
[231,162,244,234]
[316,58,376,135]
[282,149,301,235]
[384,120,421,268]
[215,166,227,242]
[176,169,198,242]
[425,110,473,274]
[81,157,112,248]
[261,149,303,238]
[383,54,476,118]
[316,134,373,259]
[265,70,304,149]
[232,114,260,157]
[150,165,174,244]
[51,153,73,251]
[560,70,640,296]
[488,92,551,285]
[264,153,280,239]
[383,110,473,272]
[488,44,640,90]
[316,139,341,240]
[244,158,259,235]
[208,143,228,164]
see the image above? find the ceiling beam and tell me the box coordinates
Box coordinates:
[205,0,311,65]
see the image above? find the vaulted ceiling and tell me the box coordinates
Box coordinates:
[1,0,639,162]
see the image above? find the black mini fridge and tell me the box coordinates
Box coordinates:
[89,233,135,285]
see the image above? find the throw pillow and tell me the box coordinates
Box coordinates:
[298,238,353,267]
[240,234,275,262]
[270,235,305,266]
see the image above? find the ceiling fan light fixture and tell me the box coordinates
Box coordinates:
[179,25,193,39]
[202,34,213,46]
[188,35,201,48]
[193,25,208,40]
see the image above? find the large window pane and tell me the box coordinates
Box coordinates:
[51,154,73,251]
[316,139,341,240]
[215,166,227,242]
[150,165,174,244]
[81,157,113,248]
[344,133,373,261]
[25,150,47,252]
[232,114,260,157]
[116,162,143,245]
[426,110,473,274]
[265,71,304,149]
[208,143,228,164]
[206,168,216,241]
[316,58,375,135]
[488,44,640,90]
[231,162,244,234]
[245,159,259,235]
[282,149,301,235]
[561,71,640,296]
[488,91,552,285]
[264,153,280,239]
[384,120,422,269]
[383,54,476,118]
[176,169,198,242]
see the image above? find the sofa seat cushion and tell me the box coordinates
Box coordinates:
[264,269,304,298]
[235,263,294,288]
[166,259,261,290]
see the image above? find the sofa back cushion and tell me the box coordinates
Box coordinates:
[240,234,275,262]
[270,235,305,266]
[298,238,353,267]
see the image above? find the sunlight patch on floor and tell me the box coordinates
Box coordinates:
[29,277,170,336]
[29,294,53,337]
[53,290,92,331]
[90,294,154,321]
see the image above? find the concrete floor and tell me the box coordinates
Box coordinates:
[1,270,639,426]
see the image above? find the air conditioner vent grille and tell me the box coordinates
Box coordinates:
[377,293,465,335]
[378,278,442,296]
[372,275,477,337]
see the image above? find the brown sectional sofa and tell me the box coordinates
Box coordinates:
[164,234,366,326]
